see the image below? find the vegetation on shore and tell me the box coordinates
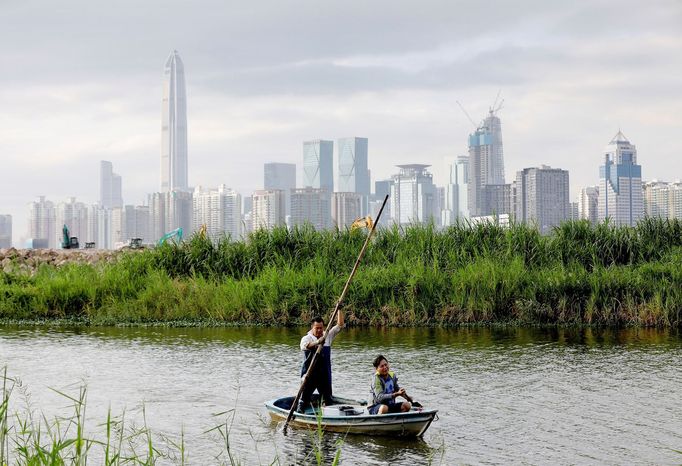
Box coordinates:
[1,218,682,327]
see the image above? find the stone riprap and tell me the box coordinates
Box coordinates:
[0,248,125,275]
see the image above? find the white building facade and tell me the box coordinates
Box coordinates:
[161,50,189,192]
[390,164,438,226]
[193,185,242,241]
[252,189,286,231]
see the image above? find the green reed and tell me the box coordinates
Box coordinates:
[0,370,297,465]
[1,219,682,326]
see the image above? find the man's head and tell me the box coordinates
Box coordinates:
[373,354,389,376]
[310,316,325,338]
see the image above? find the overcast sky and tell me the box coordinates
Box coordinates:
[1,0,681,244]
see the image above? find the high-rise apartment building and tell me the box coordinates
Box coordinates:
[112,205,150,245]
[642,181,682,219]
[337,137,370,213]
[598,131,643,226]
[303,140,333,193]
[331,192,362,229]
[56,198,89,247]
[252,189,286,231]
[28,196,56,248]
[468,110,506,217]
[579,186,599,224]
[86,204,112,249]
[193,185,242,241]
[161,50,189,192]
[442,155,469,226]
[643,181,669,218]
[513,166,569,234]
[264,163,296,217]
[0,215,11,248]
[390,164,438,226]
[100,161,122,209]
[148,191,193,242]
[290,188,331,230]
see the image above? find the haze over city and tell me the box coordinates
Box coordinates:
[1,0,681,245]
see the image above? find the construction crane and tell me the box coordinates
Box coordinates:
[456,100,479,129]
[489,90,504,116]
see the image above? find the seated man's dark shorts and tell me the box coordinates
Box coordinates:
[369,402,404,415]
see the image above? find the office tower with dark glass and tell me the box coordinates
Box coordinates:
[303,140,333,193]
[264,163,296,216]
[161,50,188,192]
[598,131,643,226]
[337,137,370,213]
[468,109,506,216]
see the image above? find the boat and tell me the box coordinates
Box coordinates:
[265,395,438,437]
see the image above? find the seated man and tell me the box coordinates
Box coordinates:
[368,354,412,415]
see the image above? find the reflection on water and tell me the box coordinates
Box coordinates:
[1,324,681,465]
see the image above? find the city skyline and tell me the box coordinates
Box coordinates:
[1,1,681,244]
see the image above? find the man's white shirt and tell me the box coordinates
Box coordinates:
[300,325,342,350]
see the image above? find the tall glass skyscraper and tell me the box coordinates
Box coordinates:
[598,131,643,226]
[161,50,188,192]
[468,110,505,216]
[337,137,370,193]
[303,140,333,193]
[337,137,370,215]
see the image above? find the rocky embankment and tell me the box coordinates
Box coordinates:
[0,248,124,275]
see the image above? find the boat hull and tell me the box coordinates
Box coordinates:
[265,396,437,437]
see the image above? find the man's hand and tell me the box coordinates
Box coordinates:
[313,331,327,347]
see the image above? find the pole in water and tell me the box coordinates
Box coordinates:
[283,194,389,432]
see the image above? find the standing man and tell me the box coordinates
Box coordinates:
[297,311,344,413]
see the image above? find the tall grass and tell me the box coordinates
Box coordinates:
[0,369,298,465]
[1,219,682,326]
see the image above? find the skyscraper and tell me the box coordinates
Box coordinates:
[27,196,55,248]
[468,110,506,216]
[161,50,188,192]
[598,131,643,226]
[442,155,469,226]
[331,192,362,229]
[337,137,370,213]
[56,197,89,247]
[0,215,11,248]
[264,163,296,216]
[193,185,242,241]
[303,140,333,193]
[579,186,599,224]
[290,188,331,230]
[390,164,438,226]
[252,190,286,230]
[100,161,122,209]
[513,166,569,234]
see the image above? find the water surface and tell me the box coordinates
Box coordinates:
[1,326,681,465]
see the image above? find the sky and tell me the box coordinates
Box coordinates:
[1,0,681,245]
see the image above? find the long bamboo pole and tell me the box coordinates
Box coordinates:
[283,194,389,430]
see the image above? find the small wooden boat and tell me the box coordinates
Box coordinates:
[265,395,438,437]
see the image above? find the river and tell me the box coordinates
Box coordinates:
[1,325,681,465]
